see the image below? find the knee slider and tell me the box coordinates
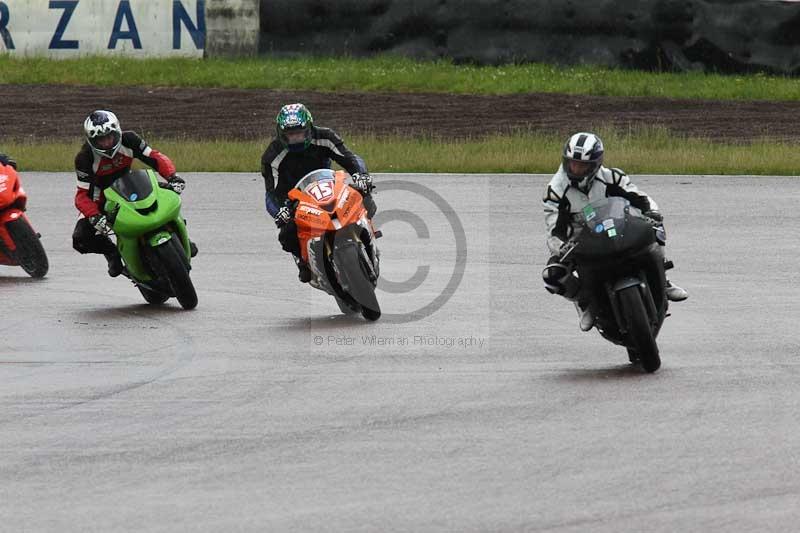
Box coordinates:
[73,238,89,253]
[72,231,93,254]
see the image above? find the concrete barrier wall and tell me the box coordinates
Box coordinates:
[205,0,259,57]
[258,0,800,75]
[2,0,794,71]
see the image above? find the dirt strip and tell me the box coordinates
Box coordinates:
[2,84,799,142]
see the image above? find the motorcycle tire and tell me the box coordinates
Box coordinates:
[6,218,48,278]
[618,285,660,373]
[153,234,197,310]
[334,240,380,321]
[138,285,170,305]
[335,296,361,316]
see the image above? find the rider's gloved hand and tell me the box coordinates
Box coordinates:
[89,214,112,235]
[556,241,576,261]
[351,172,374,194]
[274,206,293,228]
[644,210,663,223]
[166,174,185,194]
[0,153,17,170]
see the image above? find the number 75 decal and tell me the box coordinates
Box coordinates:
[307,180,334,202]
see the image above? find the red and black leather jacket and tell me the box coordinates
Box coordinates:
[74,132,176,218]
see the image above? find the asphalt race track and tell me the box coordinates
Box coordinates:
[2,172,799,532]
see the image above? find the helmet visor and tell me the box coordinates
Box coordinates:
[285,130,307,145]
[90,131,121,152]
[567,159,597,179]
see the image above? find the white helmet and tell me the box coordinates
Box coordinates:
[84,110,122,159]
[563,132,604,190]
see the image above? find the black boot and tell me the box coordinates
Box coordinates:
[293,255,312,283]
[104,251,123,277]
[190,241,198,258]
[297,261,312,283]
[99,239,124,278]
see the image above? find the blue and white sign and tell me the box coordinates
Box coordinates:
[0,0,205,57]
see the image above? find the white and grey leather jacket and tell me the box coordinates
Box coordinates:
[543,165,658,255]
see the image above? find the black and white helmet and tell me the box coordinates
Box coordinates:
[563,132,604,189]
[84,110,122,159]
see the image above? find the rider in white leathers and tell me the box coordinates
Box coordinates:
[542,132,688,331]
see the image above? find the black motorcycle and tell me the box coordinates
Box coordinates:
[560,196,672,372]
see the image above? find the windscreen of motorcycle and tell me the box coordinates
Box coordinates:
[580,197,629,238]
[111,170,154,203]
[576,196,655,258]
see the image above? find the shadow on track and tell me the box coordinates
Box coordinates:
[552,363,656,382]
[269,314,373,332]
[0,275,45,285]
[76,303,189,321]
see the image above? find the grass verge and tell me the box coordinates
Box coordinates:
[1,55,798,101]
[3,129,798,175]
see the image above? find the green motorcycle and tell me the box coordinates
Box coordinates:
[104,169,198,309]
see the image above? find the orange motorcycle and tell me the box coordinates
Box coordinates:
[0,162,49,278]
[288,169,381,320]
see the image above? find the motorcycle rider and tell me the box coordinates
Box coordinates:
[542,132,688,332]
[0,153,17,169]
[72,110,188,277]
[261,103,376,283]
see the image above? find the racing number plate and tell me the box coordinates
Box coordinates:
[306,180,335,203]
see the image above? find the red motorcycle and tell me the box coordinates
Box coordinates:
[0,162,49,278]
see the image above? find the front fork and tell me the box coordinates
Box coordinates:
[355,216,380,282]
[308,220,380,294]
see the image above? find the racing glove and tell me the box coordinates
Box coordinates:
[274,205,293,228]
[351,172,374,194]
[606,182,651,212]
[643,210,663,223]
[89,214,112,235]
[166,174,186,194]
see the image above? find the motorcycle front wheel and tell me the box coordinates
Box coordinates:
[7,218,49,278]
[618,285,660,372]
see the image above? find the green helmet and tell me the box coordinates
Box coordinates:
[276,103,314,152]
